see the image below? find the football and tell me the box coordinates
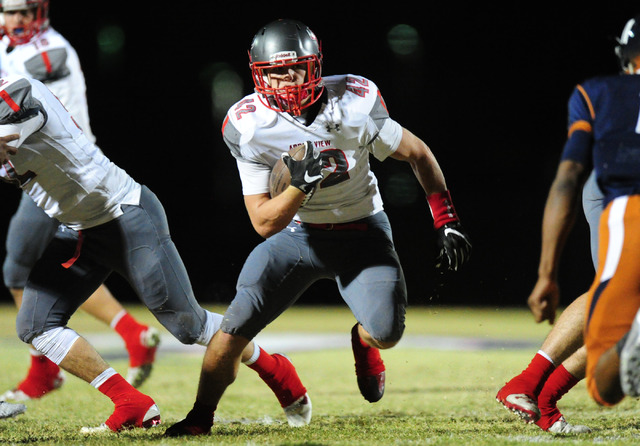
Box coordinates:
[268,143,307,198]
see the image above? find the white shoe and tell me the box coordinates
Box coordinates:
[495,392,540,424]
[80,423,111,435]
[1,389,31,402]
[621,310,640,397]
[283,393,312,427]
[126,364,153,389]
[80,403,161,434]
[0,401,26,419]
[547,416,591,434]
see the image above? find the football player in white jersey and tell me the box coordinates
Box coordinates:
[0,74,312,432]
[165,19,472,437]
[0,0,162,399]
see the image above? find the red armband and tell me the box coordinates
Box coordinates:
[426,190,459,229]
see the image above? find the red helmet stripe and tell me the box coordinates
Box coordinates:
[0,89,20,111]
[40,50,52,73]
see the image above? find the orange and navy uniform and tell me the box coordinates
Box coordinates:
[561,73,640,405]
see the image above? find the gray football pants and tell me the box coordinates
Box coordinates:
[16,186,208,345]
[221,211,407,343]
[582,170,604,269]
[3,192,58,289]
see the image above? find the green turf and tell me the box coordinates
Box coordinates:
[1,303,639,445]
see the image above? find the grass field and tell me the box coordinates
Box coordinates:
[1,303,640,445]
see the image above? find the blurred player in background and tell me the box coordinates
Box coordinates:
[0,0,161,399]
[500,14,640,416]
[0,73,310,432]
[165,19,472,436]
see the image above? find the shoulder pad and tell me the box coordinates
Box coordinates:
[24,48,71,82]
[0,76,44,124]
[326,74,383,113]
[225,94,277,136]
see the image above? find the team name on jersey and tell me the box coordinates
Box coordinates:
[289,140,332,150]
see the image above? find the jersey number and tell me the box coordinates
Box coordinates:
[346,76,369,97]
[234,99,256,120]
[320,148,350,188]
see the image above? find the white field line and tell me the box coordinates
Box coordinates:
[84,332,539,360]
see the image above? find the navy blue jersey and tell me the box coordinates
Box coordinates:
[561,74,640,205]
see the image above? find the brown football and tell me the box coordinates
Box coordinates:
[268,143,307,198]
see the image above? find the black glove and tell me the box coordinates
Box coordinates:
[435,221,471,272]
[282,141,323,195]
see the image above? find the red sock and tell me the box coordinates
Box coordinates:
[114,313,150,367]
[97,373,138,403]
[114,312,144,342]
[16,353,62,397]
[97,374,155,430]
[535,364,579,430]
[247,348,306,407]
[352,327,385,376]
[504,352,555,397]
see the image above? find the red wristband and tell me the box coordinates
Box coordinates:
[426,190,459,229]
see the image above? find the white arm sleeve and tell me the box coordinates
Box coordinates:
[0,112,46,147]
[369,118,403,162]
[236,159,271,195]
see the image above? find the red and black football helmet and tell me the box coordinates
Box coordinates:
[249,19,324,116]
[615,15,640,72]
[0,0,49,46]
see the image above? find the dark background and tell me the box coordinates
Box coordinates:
[1,2,637,309]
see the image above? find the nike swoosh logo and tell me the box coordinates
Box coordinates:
[304,172,323,183]
[444,228,464,238]
[504,394,537,409]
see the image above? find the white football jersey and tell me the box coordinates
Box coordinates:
[0,27,95,142]
[0,75,140,230]
[222,74,403,224]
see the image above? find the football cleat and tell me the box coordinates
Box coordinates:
[163,402,214,437]
[283,393,312,427]
[0,401,26,419]
[81,401,161,433]
[495,389,540,424]
[546,416,592,434]
[251,352,311,425]
[620,310,640,397]
[163,418,211,437]
[126,327,161,388]
[350,324,385,403]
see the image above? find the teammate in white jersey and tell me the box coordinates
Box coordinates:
[166,19,472,437]
[0,74,312,432]
[0,0,161,399]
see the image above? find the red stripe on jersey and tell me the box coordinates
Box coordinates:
[221,115,229,134]
[377,90,388,112]
[40,51,53,73]
[0,90,20,111]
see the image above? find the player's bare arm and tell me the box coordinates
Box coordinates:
[390,128,447,195]
[245,142,323,239]
[529,159,588,323]
[0,134,19,163]
[244,188,306,239]
[390,127,471,271]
